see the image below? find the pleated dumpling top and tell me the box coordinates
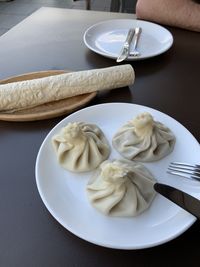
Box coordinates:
[86,159,156,217]
[52,122,110,172]
[112,112,176,162]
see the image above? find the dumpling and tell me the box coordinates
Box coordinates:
[52,122,110,172]
[86,159,156,217]
[112,112,176,162]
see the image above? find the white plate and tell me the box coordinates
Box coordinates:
[84,19,173,60]
[35,103,200,249]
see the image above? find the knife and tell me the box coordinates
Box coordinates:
[154,183,200,219]
[116,28,135,63]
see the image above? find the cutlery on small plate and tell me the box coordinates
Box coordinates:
[116,28,135,63]
[130,27,142,57]
[154,183,200,219]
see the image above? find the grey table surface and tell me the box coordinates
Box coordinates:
[0,7,200,267]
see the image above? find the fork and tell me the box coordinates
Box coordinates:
[167,162,200,181]
[129,27,142,57]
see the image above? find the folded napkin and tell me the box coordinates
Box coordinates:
[0,64,135,113]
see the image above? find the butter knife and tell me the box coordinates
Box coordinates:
[116,28,135,63]
[154,183,200,219]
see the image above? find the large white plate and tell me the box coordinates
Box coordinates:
[35,103,200,249]
[84,19,173,60]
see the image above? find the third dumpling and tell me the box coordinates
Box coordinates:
[112,112,176,162]
[86,159,156,217]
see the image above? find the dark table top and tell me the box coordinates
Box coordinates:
[0,7,200,267]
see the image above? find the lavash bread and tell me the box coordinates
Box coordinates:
[0,65,135,113]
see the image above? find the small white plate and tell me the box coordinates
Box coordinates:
[35,103,200,249]
[84,19,173,60]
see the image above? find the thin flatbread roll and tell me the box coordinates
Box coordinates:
[0,65,135,113]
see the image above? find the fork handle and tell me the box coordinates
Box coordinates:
[132,27,142,50]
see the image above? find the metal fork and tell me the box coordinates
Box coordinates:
[167,162,200,181]
[129,27,142,57]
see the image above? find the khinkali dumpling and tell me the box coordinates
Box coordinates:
[52,122,110,172]
[86,159,156,217]
[112,112,176,162]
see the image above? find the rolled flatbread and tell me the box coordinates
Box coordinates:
[0,64,135,113]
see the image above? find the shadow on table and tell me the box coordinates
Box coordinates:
[84,45,174,79]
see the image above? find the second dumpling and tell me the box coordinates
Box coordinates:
[112,112,176,162]
[52,122,110,172]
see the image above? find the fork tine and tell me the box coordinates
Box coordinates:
[168,166,200,174]
[129,51,140,57]
[169,164,200,174]
[167,170,200,181]
[168,162,200,181]
[170,161,200,169]
[168,167,200,178]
